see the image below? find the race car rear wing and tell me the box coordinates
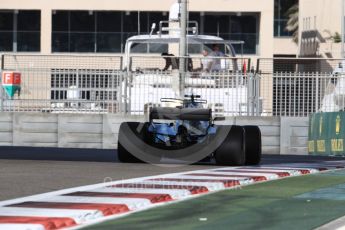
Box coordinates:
[149,107,211,121]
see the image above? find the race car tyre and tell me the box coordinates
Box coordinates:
[214,125,245,166]
[117,122,148,163]
[118,142,142,163]
[243,125,262,165]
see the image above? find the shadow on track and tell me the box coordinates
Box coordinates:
[0,146,118,162]
[0,146,343,164]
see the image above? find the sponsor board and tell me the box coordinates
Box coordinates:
[309,112,345,156]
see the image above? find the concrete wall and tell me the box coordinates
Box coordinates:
[0,113,309,155]
[280,117,309,155]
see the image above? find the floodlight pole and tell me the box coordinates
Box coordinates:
[178,0,188,98]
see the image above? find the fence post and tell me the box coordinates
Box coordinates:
[125,68,132,114]
[255,73,261,116]
[315,72,319,113]
[247,73,255,116]
[120,56,123,71]
[255,58,260,74]
[246,73,250,116]
[0,54,3,112]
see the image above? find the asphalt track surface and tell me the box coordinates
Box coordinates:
[0,146,344,202]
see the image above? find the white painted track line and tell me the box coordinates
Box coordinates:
[0,207,103,224]
[156,174,252,180]
[36,196,151,210]
[91,187,191,199]
[0,224,45,230]
[188,171,279,180]
[137,180,226,191]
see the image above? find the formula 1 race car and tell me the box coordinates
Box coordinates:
[118,95,261,166]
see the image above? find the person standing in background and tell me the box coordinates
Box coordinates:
[200,49,212,72]
[209,44,225,71]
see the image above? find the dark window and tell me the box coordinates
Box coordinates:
[201,13,259,54]
[52,10,169,53]
[52,32,69,52]
[97,11,121,32]
[274,0,298,37]
[17,32,40,52]
[52,11,69,52]
[96,11,122,52]
[97,33,122,52]
[0,11,14,31]
[229,15,258,55]
[53,10,95,52]
[139,12,149,34]
[149,12,168,29]
[17,11,41,52]
[70,11,95,32]
[0,32,13,51]
[0,11,14,51]
[52,11,69,31]
[70,33,95,52]
[123,12,138,33]
[17,10,40,31]
[204,14,222,34]
[0,10,40,52]
[189,12,200,24]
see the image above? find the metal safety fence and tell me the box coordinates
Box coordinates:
[0,54,124,113]
[257,58,345,117]
[1,54,344,117]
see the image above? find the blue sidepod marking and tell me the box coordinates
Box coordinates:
[148,123,177,143]
[148,121,218,144]
[149,123,177,136]
[207,125,217,134]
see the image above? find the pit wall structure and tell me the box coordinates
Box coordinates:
[0,113,308,155]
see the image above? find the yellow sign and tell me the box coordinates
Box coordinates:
[331,139,344,152]
[336,115,341,135]
[317,140,326,152]
[308,141,315,152]
[319,116,323,137]
[310,116,314,136]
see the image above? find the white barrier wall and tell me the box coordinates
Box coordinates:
[0,113,309,155]
[280,117,309,155]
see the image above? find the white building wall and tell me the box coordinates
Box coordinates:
[299,0,342,57]
[0,0,275,57]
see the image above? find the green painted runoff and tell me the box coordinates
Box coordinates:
[85,170,345,230]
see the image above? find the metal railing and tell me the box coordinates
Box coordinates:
[269,72,329,116]
[257,58,345,116]
[0,54,124,113]
[1,54,344,117]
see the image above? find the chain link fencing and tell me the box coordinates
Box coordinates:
[0,54,124,113]
[1,54,343,117]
